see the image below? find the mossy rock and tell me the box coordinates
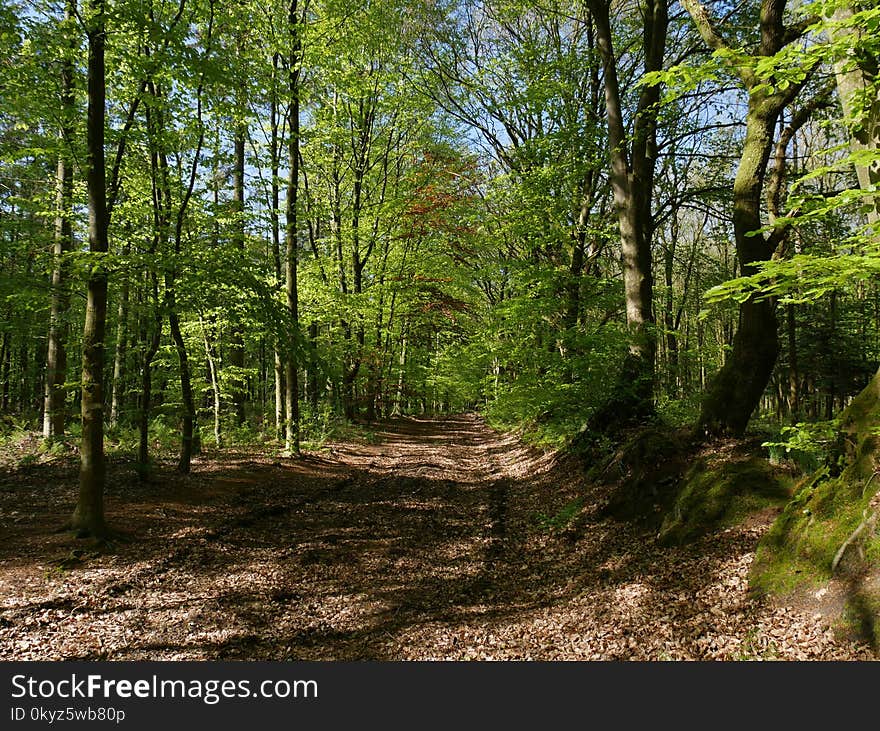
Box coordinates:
[658,455,793,546]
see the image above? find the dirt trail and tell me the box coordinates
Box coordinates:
[0,415,872,660]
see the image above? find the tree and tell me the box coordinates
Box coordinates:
[285,0,306,455]
[43,0,77,441]
[583,0,668,430]
[829,2,879,222]
[73,0,109,537]
[683,0,820,436]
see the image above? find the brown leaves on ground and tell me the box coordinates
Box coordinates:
[0,415,872,660]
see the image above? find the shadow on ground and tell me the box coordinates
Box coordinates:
[0,416,870,660]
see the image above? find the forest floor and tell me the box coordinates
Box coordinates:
[0,414,874,660]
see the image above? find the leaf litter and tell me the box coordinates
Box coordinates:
[0,415,872,660]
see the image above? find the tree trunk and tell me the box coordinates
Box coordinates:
[152,109,199,474]
[229,102,247,426]
[270,54,286,440]
[307,320,319,411]
[200,315,222,448]
[168,298,198,472]
[684,0,812,437]
[831,6,880,224]
[43,0,76,441]
[582,0,666,432]
[137,277,162,478]
[284,0,303,455]
[787,303,799,422]
[393,326,407,416]
[0,331,10,411]
[697,93,782,435]
[73,0,108,538]
[144,13,210,470]
[108,251,129,428]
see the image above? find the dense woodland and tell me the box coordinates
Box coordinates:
[1,0,880,657]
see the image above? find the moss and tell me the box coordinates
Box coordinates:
[657,456,793,546]
[596,426,693,525]
[752,371,880,601]
[750,444,880,597]
[840,587,880,651]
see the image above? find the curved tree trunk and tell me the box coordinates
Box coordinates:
[168,288,199,473]
[698,100,780,436]
[684,0,816,437]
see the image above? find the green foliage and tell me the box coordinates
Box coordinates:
[299,403,344,449]
[2,0,878,489]
[655,395,702,428]
[763,421,842,474]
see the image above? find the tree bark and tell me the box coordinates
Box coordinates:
[698,93,781,435]
[229,79,247,426]
[43,0,76,441]
[284,0,304,455]
[200,314,222,448]
[831,6,880,224]
[683,0,814,436]
[108,248,129,428]
[73,0,108,538]
[136,275,162,478]
[307,321,319,411]
[168,297,198,472]
[582,0,667,431]
[270,53,286,441]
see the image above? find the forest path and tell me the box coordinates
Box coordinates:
[0,415,871,660]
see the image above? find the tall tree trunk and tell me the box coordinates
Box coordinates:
[787,303,799,422]
[582,0,666,431]
[168,296,198,472]
[270,53,286,440]
[307,320,319,411]
[43,0,76,441]
[137,274,162,478]
[73,0,108,537]
[284,0,304,455]
[143,0,211,471]
[200,314,222,448]
[393,326,407,416]
[150,88,200,474]
[0,331,10,411]
[663,236,679,398]
[684,0,813,436]
[698,93,781,435]
[831,6,880,224]
[229,93,247,426]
